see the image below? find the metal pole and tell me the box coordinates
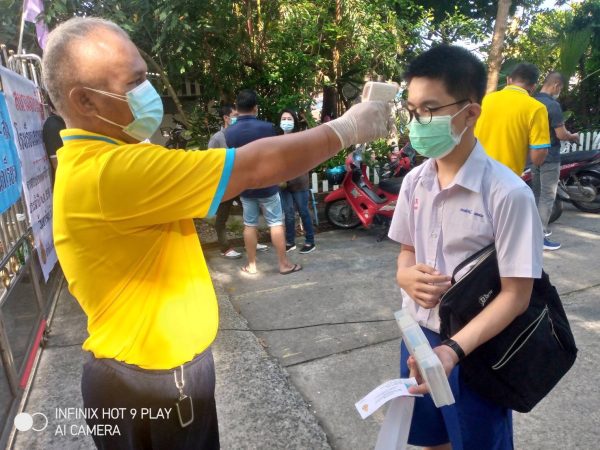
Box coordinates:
[16,2,27,56]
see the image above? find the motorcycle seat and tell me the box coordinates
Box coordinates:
[378,177,403,194]
[560,149,600,165]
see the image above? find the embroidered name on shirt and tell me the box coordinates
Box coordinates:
[460,208,485,218]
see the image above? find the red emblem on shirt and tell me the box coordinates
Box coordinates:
[413,198,419,210]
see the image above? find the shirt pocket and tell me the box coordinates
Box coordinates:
[445,206,493,244]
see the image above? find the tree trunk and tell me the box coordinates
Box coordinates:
[138,47,189,127]
[322,0,343,122]
[486,0,512,93]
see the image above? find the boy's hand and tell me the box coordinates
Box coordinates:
[407,345,458,395]
[396,264,451,309]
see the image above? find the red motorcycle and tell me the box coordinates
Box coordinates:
[522,148,600,222]
[324,143,415,234]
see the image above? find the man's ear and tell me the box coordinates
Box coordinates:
[465,103,481,128]
[68,87,99,118]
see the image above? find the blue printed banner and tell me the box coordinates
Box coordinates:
[0,66,57,281]
[0,92,22,214]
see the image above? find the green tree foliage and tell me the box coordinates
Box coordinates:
[505,0,599,130]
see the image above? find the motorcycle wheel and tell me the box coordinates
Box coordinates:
[325,199,361,229]
[571,172,600,213]
[549,197,563,223]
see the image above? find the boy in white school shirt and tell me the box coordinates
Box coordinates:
[388,45,544,449]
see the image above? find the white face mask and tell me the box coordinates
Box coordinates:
[84,80,164,141]
[280,118,294,132]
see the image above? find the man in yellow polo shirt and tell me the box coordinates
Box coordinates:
[43,17,390,449]
[475,63,551,175]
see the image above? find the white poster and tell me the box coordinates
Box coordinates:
[0,66,57,281]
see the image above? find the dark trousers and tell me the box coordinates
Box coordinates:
[215,198,235,252]
[280,189,315,245]
[81,349,219,450]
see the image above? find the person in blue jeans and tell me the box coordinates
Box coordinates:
[279,109,316,254]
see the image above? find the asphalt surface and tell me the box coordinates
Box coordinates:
[11,202,600,449]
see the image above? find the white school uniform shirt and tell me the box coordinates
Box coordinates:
[388,141,543,333]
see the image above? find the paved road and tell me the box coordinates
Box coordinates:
[206,202,600,450]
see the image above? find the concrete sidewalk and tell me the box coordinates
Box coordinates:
[11,203,600,449]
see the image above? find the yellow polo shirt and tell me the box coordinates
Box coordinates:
[53,129,235,369]
[475,85,550,175]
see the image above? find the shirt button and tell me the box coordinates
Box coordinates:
[431,233,437,238]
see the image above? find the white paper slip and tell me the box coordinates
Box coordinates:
[355,378,421,420]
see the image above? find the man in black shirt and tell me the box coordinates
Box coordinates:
[42,98,66,171]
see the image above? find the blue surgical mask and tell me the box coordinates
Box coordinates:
[408,104,469,159]
[230,117,238,126]
[280,119,294,132]
[85,80,164,141]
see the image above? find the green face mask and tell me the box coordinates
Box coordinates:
[408,104,469,159]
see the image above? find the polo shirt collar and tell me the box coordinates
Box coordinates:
[503,85,529,95]
[236,115,257,122]
[417,141,487,194]
[60,128,126,146]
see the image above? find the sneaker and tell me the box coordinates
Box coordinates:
[221,248,242,259]
[299,243,316,254]
[286,244,296,252]
[543,238,561,251]
[256,243,269,252]
[544,230,552,237]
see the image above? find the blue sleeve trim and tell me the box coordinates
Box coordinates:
[62,135,119,145]
[207,147,235,217]
[530,144,551,149]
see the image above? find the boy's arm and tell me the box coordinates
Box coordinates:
[409,276,533,395]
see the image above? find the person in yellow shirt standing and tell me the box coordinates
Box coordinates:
[43,17,390,450]
[475,63,551,175]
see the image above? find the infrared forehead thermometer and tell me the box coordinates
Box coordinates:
[362,81,399,102]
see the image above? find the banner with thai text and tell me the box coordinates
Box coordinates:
[0,66,56,280]
[0,93,23,214]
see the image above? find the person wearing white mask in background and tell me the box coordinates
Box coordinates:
[279,109,316,254]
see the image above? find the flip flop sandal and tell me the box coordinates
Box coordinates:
[280,264,303,275]
[241,265,258,275]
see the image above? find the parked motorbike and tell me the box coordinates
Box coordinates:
[324,143,415,237]
[522,148,600,222]
[161,118,191,149]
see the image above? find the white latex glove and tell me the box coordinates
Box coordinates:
[324,101,392,149]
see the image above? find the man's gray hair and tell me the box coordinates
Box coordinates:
[42,17,129,115]
[543,71,566,88]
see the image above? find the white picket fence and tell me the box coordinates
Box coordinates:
[310,129,600,194]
